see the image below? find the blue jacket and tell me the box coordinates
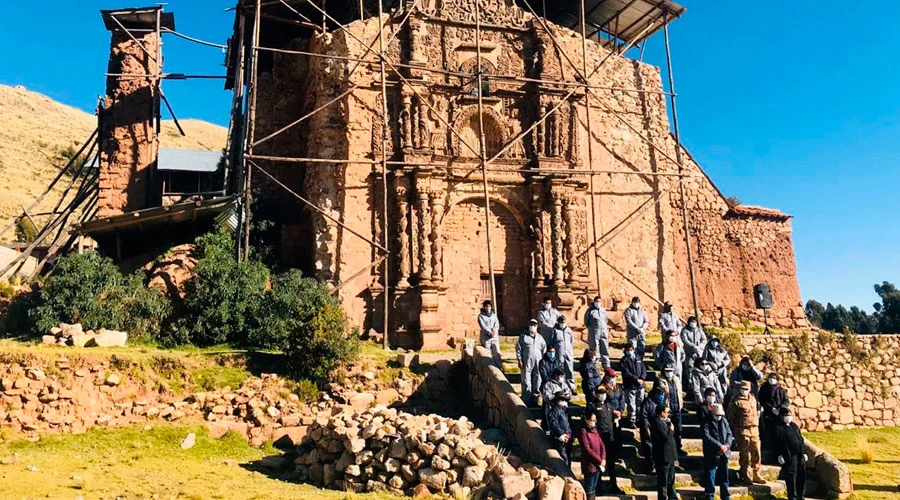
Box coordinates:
[620,354,647,390]
[580,362,603,396]
[538,356,562,390]
[701,416,734,465]
[607,387,626,413]
[548,404,572,439]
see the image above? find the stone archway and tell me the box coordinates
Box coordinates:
[441,198,530,339]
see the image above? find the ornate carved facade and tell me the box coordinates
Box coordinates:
[249,0,805,349]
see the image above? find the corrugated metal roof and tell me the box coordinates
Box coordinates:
[531,0,685,46]
[157,148,223,173]
[101,7,175,32]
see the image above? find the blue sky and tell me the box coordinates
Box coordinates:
[1,1,897,310]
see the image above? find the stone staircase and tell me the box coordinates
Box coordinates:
[498,337,794,499]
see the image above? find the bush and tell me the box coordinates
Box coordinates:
[15,217,38,243]
[22,252,170,340]
[248,270,336,351]
[285,301,359,381]
[170,231,268,347]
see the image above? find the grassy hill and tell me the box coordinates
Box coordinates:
[0,84,227,242]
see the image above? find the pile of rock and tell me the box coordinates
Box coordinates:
[290,407,584,499]
[199,374,329,448]
[41,323,127,348]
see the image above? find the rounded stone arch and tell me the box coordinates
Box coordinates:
[451,106,509,158]
[442,193,527,231]
[440,195,533,338]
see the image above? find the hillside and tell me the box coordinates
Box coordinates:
[0,84,227,242]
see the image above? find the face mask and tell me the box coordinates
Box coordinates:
[768,378,777,386]
[663,416,671,424]
[705,395,716,404]
[741,364,750,371]
[586,420,596,428]
[597,394,607,403]
[625,351,634,358]
[556,377,565,384]
[689,322,697,329]
[713,415,722,421]
[594,301,601,308]
[664,371,674,379]
[782,416,793,424]
[543,303,551,310]
[548,352,556,360]
[557,400,568,408]
[529,326,537,334]
[608,378,617,386]
[632,303,640,308]
[740,389,750,397]
[710,341,719,348]
[560,323,567,329]
[655,394,665,404]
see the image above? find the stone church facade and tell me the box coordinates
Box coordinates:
[249,0,806,349]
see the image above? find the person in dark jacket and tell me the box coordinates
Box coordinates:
[580,349,603,407]
[539,346,562,392]
[586,387,626,495]
[650,405,678,500]
[773,408,807,500]
[702,404,734,500]
[580,407,607,500]
[620,341,647,428]
[548,391,573,466]
[602,368,626,421]
[759,372,789,456]
[638,380,668,473]
[661,363,687,456]
[542,369,570,431]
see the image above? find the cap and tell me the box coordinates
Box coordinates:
[556,315,566,324]
[778,407,793,417]
[664,301,672,307]
[553,390,570,401]
[529,319,538,325]
[711,403,725,416]
[663,362,676,371]
[604,368,617,378]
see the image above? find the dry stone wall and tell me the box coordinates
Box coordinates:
[740,333,900,431]
[461,344,572,478]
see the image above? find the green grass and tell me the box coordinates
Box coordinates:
[0,424,401,500]
[190,365,253,391]
[807,426,900,500]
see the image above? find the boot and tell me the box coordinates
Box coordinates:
[607,481,626,495]
[586,495,595,500]
[752,469,767,484]
[738,470,752,485]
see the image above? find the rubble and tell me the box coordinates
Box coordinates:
[41,323,128,348]
[289,407,582,499]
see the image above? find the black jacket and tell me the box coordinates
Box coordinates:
[639,392,665,431]
[650,415,678,464]
[580,362,603,396]
[773,422,805,463]
[548,404,572,439]
[539,357,562,390]
[701,416,734,465]
[620,355,647,390]
[759,383,789,420]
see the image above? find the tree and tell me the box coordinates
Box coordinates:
[805,300,824,327]
[874,282,900,334]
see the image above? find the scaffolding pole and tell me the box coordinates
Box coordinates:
[474,0,497,310]
[242,0,263,262]
[376,0,391,349]
[664,22,700,321]
[579,0,602,297]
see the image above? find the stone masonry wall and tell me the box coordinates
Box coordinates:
[461,344,571,478]
[741,333,900,431]
[98,29,160,217]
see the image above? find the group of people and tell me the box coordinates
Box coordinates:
[477,297,809,500]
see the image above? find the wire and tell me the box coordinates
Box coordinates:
[162,28,227,50]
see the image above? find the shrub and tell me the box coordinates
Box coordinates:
[285,301,359,382]
[21,252,170,340]
[293,379,320,404]
[717,331,744,368]
[170,230,268,347]
[15,217,38,243]
[248,270,336,351]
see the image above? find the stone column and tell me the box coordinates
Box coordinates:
[396,183,411,288]
[563,195,576,283]
[401,94,413,151]
[530,192,545,282]
[551,191,564,284]
[417,190,432,281]
[430,193,444,283]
